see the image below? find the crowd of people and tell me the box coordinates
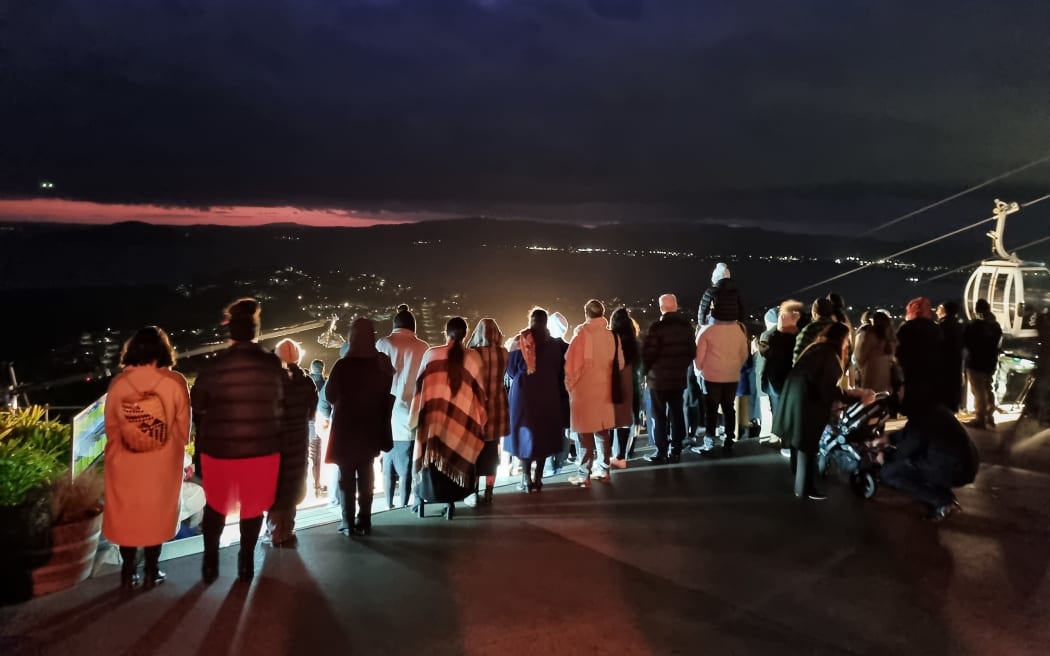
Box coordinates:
[99,262,1001,588]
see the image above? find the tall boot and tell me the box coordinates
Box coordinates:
[119,546,140,590]
[238,515,264,582]
[143,545,165,588]
[200,505,225,584]
[532,457,545,492]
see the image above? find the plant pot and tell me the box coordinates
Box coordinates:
[0,490,53,605]
[31,511,103,597]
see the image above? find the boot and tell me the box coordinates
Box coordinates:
[532,457,544,492]
[143,545,165,589]
[119,546,140,590]
[200,505,224,584]
[519,459,532,493]
[482,486,493,505]
[237,515,263,582]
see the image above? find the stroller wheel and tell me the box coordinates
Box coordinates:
[850,471,877,499]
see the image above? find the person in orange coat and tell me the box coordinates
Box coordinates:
[103,326,191,589]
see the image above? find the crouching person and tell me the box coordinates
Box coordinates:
[879,405,979,522]
[323,318,395,536]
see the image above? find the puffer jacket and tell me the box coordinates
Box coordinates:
[642,311,697,392]
[698,278,746,325]
[272,366,319,509]
[191,341,285,460]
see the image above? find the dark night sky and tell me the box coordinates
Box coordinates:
[2,0,1049,232]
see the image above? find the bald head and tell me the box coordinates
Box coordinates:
[659,293,678,314]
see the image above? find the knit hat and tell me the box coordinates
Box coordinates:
[764,307,778,330]
[549,312,569,339]
[905,297,933,321]
[711,262,730,285]
[275,338,302,365]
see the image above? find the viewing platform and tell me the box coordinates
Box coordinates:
[3,416,1049,655]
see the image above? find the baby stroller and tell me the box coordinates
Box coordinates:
[816,392,894,498]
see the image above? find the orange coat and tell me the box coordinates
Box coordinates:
[102,366,191,547]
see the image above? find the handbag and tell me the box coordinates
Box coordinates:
[611,333,625,404]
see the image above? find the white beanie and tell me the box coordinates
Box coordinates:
[549,312,569,339]
[711,262,730,285]
[764,307,778,330]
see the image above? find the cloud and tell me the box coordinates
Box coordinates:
[1,0,1048,213]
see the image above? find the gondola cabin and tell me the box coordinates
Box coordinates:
[963,199,1050,339]
[964,261,1050,338]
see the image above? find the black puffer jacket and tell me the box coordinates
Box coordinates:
[273,366,319,509]
[192,341,285,460]
[698,278,746,324]
[642,312,697,392]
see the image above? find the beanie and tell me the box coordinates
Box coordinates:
[275,338,302,365]
[549,312,569,339]
[711,262,730,285]
[764,307,778,330]
[906,297,933,321]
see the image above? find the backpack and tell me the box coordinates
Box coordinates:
[120,376,169,452]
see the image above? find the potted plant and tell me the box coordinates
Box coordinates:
[0,407,104,603]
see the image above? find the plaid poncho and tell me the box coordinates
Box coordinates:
[410,345,488,489]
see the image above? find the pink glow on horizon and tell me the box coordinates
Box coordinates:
[0,198,437,227]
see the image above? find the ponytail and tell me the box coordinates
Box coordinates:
[445,317,468,395]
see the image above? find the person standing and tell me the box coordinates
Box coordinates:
[693,318,749,457]
[410,317,487,519]
[376,304,430,509]
[103,326,191,589]
[506,308,567,491]
[759,300,804,457]
[565,300,623,486]
[773,323,873,499]
[546,311,574,474]
[192,298,285,583]
[609,307,642,468]
[640,294,696,464]
[793,297,835,364]
[853,311,896,394]
[307,359,329,499]
[938,302,966,413]
[468,318,510,503]
[896,297,946,417]
[963,298,1003,429]
[265,339,318,547]
[324,318,395,536]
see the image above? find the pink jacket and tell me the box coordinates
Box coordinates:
[695,321,749,384]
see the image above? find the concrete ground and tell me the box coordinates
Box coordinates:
[3,423,1050,656]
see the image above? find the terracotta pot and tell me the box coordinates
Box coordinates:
[31,512,102,596]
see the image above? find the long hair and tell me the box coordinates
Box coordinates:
[871,312,896,354]
[445,317,469,395]
[528,307,550,343]
[815,322,851,371]
[609,307,639,364]
[468,318,503,348]
[121,326,176,368]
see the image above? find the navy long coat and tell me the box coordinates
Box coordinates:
[505,334,565,460]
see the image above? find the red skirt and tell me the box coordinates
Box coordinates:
[200,453,280,518]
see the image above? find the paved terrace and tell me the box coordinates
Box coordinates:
[3,422,1050,656]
